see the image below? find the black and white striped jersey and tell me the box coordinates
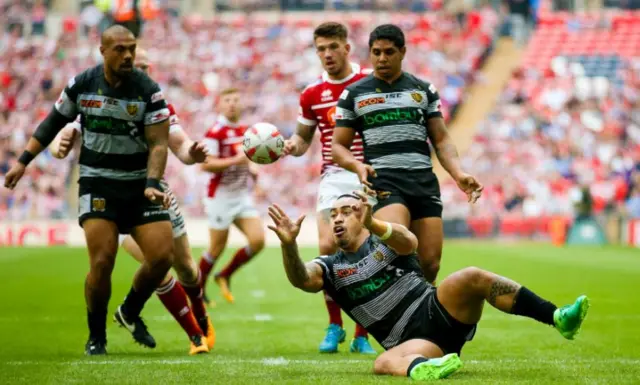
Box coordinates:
[313,236,433,350]
[54,64,169,187]
[334,72,442,173]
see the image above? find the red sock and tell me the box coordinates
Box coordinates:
[218,246,253,278]
[199,252,216,282]
[156,278,203,338]
[180,271,207,320]
[324,292,343,326]
[354,323,368,338]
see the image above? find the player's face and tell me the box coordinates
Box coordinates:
[330,198,363,249]
[370,39,405,79]
[101,35,136,77]
[219,92,241,121]
[315,37,350,76]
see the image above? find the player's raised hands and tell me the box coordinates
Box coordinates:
[454,172,484,204]
[144,187,170,209]
[56,128,78,159]
[351,190,374,229]
[188,141,209,163]
[267,203,305,244]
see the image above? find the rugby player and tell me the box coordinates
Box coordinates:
[282,21,376,355]
[198,88,265,304]
[50,49,215,355]
[4,26,174,355]
[332,24,484,285]
[267,191,590,380]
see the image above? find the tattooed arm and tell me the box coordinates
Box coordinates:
[426,117,464,180]
[281,242,324,293]
[284,122,316,157]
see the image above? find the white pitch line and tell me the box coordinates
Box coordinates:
[5,357,640,366]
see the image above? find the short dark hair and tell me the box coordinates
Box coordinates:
[314,22,348,42]
[368,24,405,49]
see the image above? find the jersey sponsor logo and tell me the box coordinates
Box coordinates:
[346,271,394,300]
[126,103,139,116]
[84,116,133,135]
[321,89,333,102]
[91,197,106,212]
[339,90,349,100]
[80,99,103,108]
[364,108,424,126]
[104,98,119,106]
[336,267,358,278]
[327,105,337,126]
[410,92,423,103]
[357,97,385,109]
[151,91,164,103]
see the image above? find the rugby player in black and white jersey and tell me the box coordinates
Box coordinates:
[50,48,216,356]
[267,192,589,380]
[331,24,484,285]
[4,26,176,355]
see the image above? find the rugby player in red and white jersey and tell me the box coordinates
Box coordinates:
[49,49,215,356]
[198,88,265,305]
[282,22,376,355]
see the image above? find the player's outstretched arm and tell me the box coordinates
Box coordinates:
[283,122,316,157]
[144,119,170,180]
[50,125,79,159]
[352,190,418,255]
[267,204,324,293]
[168,129,208,165]
[427,118,483,203]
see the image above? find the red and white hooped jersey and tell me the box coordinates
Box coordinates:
[298,63,370,174]
[202,115,251,198]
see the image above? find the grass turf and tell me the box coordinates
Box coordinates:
[1,242,639,384]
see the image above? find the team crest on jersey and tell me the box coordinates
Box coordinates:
[126,103,139,115]
[92,198,106,212]
[373,250,385,262]
[411,92,423,103]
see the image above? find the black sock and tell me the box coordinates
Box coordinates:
[121,286,154,319]
[87,308,107,342]
[512,286,557,326]
[407,357,430,377]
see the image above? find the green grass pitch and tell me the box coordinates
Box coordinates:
[1,242,639,384]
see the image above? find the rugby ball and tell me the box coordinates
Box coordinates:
[242,122,284,164]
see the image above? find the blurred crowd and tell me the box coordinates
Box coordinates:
[442,29,640,220]
[0,2,497,220]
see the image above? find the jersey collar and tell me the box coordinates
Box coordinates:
[322,62,361,85]
[217,115,240,127]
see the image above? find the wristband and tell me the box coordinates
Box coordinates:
[146,178,163,192]
[379,222,393,241]
[18,151,35,166]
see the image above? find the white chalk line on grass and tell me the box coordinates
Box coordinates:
[5,357,640,367]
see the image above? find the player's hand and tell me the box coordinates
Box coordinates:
[267,203,305,245]
[454,172,484,204]
[57,129,77,159]
[351,190,373,229]
[144,187,170,209]
[188,141,209,163]
[354,162,377,188]
[282,139,298,157]
[232,152,250,165]
[3,163,26,190]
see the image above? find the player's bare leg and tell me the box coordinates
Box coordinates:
[199,228,229,305]
[121,235,209,354]
[317,212,374,354]
[373,339,452,377]
[409,218,443,284]
[83,219,119,355]
[172,234,216,349]
[215,216,265,303]
[114,221,173,349]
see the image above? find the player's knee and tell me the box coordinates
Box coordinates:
[146,242,174,272]
[90,253,116,277]
[248,235,265,254]
[459,266,490,292]
[372,354,393,375]
[418,249,442,282]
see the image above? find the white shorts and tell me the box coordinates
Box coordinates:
[204,193,259,230]
[316,168,362,213]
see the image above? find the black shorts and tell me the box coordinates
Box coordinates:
[400,289,477,355]
[371,169,443,220]
[78,180,171,234]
